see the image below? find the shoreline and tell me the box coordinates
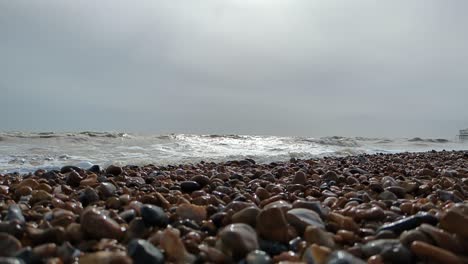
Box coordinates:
[0,150,467,263]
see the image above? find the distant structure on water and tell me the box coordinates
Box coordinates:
[459,129,468,140]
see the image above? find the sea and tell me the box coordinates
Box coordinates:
[1,131,467,174]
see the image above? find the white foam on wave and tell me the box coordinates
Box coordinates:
[1,132,467,173]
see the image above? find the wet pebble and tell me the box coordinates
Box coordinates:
[127,239,164,264]
[140,204,168,228]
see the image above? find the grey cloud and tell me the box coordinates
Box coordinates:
[1,0,468,137]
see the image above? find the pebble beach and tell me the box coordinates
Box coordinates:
[1,150,468,264]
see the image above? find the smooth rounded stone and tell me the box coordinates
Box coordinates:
[257,207,296,243]
[30,190,53,204]
[255,187,270,201]
[0,222,23,238]
[263,200,292,212]
[15,186,32,198]
[79,174,98,187]
[217,224,259,261]
[60,165,82,174]
[322,171,339,182]
[369,182,384,193]
[0,257,22,264]
[0,233,22,257]
[377,213,438,235]
[418,224,465,254]
[361,239,413,264]
[159,227,196,263]
[384,186,406,198]
[57,242,80,264]
[328,213,359,232]
[180,181,202,193]
[304,225,335,248]
[119,209,136,223]
[88,164,101,173]
[378,190,398,201]
[245,250,271,264]
[80,207,125,240]
[286,208,324,234]
[140,204,169,228]
[14,247,41,264]
[16,178,39,190]
[97,182,117,199]
[437,190,463,203]
[65,223,83,244]
[79,251,132,264]
[292,171,307,185]
[326,250,366,264]
[375,230,397,240]
[439,204,468,238]
[78,187,100,207]
[411,241,463,264]
[191,175,210,187]
[5,205,25,224]
[127,239,164,264]
[272,251,300,262]
[232,207,260,227]
[399,229,432,248]
[292,200,329,219]
[28,227,65,246]
[258,239,288,256]
[66,170,83,187]
[355,207,385,221]
[105,165,123,176]
[176,203,207,222]
[126,218,151,240]
[302,244,332,264]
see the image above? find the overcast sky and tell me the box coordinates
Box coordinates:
[1,0,467,137]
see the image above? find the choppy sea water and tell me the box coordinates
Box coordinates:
[1,132,467,174]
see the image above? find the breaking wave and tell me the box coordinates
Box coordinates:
[0,132,467,173]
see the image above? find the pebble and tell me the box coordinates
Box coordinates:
[304,225,335,248]
[326,250,366,264]
[377,212,438,235]
[159,227,196,263]
[140,204,169,228]
[286,208,325,234]
[106,165,123,176]
[0,233,22,257]
[5,204,25,224]
[439,203,468,238]
[302,244,332,264]
[217,223,259,261]
[411,241,463,264]
[232,206,260,227]
[180,181,202,193]
[256,207,296,243]
[292,171,307,184]
[79,251,132,264]
[246,250,271,264]
[80,207,125,240]
[175,203,207,222]
[1,150,467,263]
[127,239,164,264]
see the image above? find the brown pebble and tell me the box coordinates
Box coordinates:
[411,241,463,264]
[0,233,22,257]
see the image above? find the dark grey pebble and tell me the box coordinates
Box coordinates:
[180,181,202,192]
[127,239,164,264]
[377,213,438,235]
[140,204,168,228]
[78,187,100,207]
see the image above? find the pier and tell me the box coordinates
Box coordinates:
[459,129,468,140]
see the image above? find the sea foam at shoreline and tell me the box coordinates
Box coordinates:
[1,132,467,173]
